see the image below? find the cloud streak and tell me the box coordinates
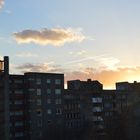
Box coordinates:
[14,27,86,46]
[16,62,64,73]
[16,52,38,58]
[0,0,4,9]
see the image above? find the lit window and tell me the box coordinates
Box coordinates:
[37,89,41,95]
[47,109,52,114]
[55,79,61,85]
[47,89,51,94]
[55,89,61,94]
[46,79,51,84]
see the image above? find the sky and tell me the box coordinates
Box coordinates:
[1,0,140,89]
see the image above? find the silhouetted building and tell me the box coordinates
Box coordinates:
[0,56,64,140]
[0,56,10,140]
[67,79,103,91]
[24,72,64,140]
[1,56,140,140]
[116,81,140,91]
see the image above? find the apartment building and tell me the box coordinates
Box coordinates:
[0,56,64,140]
[0,56,10,140]
[0,56,134,140]
[24,72,64,140]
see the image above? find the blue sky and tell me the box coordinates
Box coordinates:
[1,0,140,88]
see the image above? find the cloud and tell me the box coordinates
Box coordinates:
[14,56,140,89]
[16,52,38,58]
[65,66,140,89]
[65,55,120,72]
[13,27,86,46]
[16,62,64,73]
[69,50,87,56]
[0,0,4,9]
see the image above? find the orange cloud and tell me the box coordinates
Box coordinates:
[14,28,86,46]
[65,67,140,89]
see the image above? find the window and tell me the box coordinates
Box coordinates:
[46,79,51,84]
[47,89,51,94]
[38,131,42,138]
[55,79,61,85]
[28,78,34,81]
[47,109,52,114]
[36,78,41,85]
[28,88,35,92]
[55,99,61,104]
[15,132,24,137]
[15,122,24,127]
[15,111,23,116]
[92,107,102,112]
[56,108,62,115]
[47,99,51,104]
[37,99,41,105]
[14,101,23,105]
[47,120,52,124]
[55,89,61,94]
[14,90,23,94]
[93,116,103,122]
[14,80,23,84]
[37,89,41,95]
[92,97,102,103]
[10,112,14,116]
[37,120,42,127]
[36,109,42,116]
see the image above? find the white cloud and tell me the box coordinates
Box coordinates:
[16,52,38,58]
[0,0,4,9]
[14,27,86,46]
[69,50,87,56]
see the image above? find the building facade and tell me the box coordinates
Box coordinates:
[1,56,138,140]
